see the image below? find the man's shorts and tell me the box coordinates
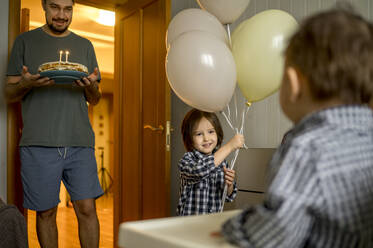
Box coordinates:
[20,146,104,211]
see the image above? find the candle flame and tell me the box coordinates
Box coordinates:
[65,51,69,63]
[59,50,63,63]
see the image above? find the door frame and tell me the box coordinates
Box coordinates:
[7,0,171,247]
[7,0,24,214]
[113,0,171,243]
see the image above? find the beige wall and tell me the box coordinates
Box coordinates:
[170,0,373,215]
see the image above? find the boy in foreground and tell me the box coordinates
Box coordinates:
[222,6,373,248]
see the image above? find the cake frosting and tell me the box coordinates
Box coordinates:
[38,61,88,74]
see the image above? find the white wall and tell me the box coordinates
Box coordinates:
[0,0,9,202]
[170,0,373,215]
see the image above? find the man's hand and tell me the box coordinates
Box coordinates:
[75,67,101,105]
[74,67,99,88]
[21,66,54,88]
[5,66,54,103]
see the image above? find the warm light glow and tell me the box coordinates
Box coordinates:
[96,10,115,26]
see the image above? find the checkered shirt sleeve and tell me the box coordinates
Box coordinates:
[177,150,237,216]
[221,105,373,248]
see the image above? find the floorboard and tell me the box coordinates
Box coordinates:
[27,194,113,248]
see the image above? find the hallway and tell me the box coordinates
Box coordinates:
[27,194,113,248]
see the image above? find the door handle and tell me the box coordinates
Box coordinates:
[166,121,174,151]
[144,124,164,132]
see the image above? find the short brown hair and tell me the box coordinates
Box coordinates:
[181,109,224,152]
[43,0,75,4]
[285,5,373,104]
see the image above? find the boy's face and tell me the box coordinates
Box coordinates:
[192,117,218,155]
[43,0,73,35]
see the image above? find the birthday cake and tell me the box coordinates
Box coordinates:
[38,61,88,74]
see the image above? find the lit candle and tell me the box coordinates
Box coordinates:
[65,51,69,63]
[59,50,63,63]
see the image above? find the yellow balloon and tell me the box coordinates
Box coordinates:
[232,10,298,102]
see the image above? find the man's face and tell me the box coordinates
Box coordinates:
[43,0,73,34]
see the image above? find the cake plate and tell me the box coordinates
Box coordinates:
[40,70,88,84]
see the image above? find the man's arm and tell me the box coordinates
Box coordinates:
[75,67,101,105]
[5,66,54,103]
[5,75,32,103]
[84,80,101,105]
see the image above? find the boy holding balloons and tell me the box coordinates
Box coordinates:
[221,6,373,248]
[177,109,244,216]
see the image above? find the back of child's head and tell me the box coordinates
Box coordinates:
[181,109,224,152]
[285,4,373,104]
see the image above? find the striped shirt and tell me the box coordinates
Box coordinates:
[222,105,373,248]
[177,149,237,216]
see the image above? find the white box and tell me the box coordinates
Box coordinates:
[118,210,241,248]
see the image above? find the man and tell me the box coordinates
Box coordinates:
[5,0,104,247]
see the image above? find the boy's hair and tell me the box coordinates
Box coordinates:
[181,109,224,152]
[285,4,373,104]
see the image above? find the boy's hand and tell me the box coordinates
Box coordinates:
[223,167,235,186]
[228,134,245,151]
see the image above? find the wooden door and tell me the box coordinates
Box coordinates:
[113,0,171,243]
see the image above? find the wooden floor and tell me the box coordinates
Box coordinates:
[27,194,113,248]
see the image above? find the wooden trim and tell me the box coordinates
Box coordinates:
[8,0,20,56]
[20,9,29,33]
[7,0,25,215]
[164,0,171,216]
[138,9,144,218]
[116,0,157,19]
[113,14,122,247]
[75,0,125,11]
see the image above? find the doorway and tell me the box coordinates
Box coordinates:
[19,1,115,247]
[8,0,171,247]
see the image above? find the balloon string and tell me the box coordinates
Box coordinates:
[233,90,238,128]
[221,111,235,131]
[220,104,251,212]
[220,148,240,212]
[226,24,232,48]
[227,103,231,123]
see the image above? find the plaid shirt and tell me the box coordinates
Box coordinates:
[222,105,373,248]
[177,149,237,216]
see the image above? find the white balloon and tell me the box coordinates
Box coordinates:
[196,0,251,24]
[166,31,236,112]
[166,8,228,49]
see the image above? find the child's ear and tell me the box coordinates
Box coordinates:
[286,66,302,102]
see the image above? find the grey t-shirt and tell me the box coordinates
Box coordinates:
[7,27,101,147]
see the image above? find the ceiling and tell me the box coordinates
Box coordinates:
[76,0,128,10]
[22,0,116,74]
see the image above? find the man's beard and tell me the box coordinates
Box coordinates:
[47,19,69,34]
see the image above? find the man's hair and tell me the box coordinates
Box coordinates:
[181,109,224,152]
[285,4,373,104]
[42,0,75,4]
